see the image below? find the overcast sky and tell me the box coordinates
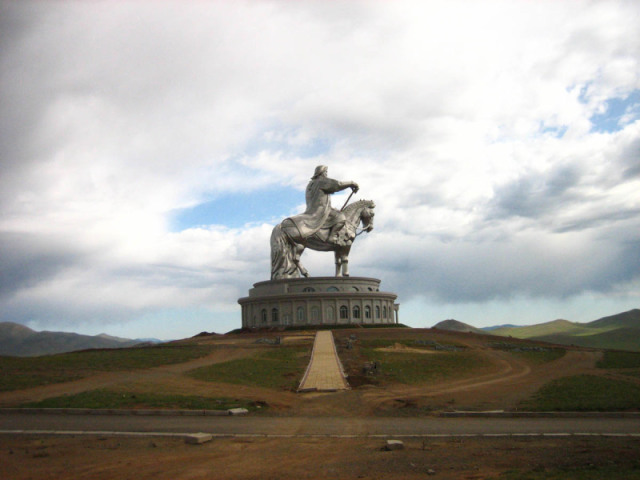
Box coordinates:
[1,0,639,339]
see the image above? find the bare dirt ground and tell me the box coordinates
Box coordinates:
[299,329,605,416]
[0,328,618,415]
[2,434,640,480]
[2,328,640,479]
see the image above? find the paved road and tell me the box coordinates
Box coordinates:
[2,413,640,436]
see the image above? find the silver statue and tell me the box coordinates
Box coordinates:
[271,165,375,279]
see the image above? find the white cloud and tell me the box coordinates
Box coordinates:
[1,0,639,336]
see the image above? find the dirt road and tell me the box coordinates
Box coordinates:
[2,412,639,436]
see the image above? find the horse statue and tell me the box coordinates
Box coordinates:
[270,199,375,279]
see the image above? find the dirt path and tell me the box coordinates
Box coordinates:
[423,348,532,396]
[357,349,601,413]
[0,348,293,407]
[452,349,600,407]
[356,348,528,412]
[0,330,609,416]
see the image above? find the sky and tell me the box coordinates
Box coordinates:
[1,0,639,340]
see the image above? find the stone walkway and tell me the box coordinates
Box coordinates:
[298,331,350,392]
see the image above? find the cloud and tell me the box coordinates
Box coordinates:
[0,0,639,336]
[0,232,87,299]
[488,164,584,220]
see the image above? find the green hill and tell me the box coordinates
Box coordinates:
[491,319,582,338]
[432,319,486,335]
[587,309,640,329]
[489,309,640,352]
[534,328,640,351]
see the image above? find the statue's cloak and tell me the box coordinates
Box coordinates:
[287,176,342,240]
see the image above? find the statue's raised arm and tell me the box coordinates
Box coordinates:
[270,165,374,279]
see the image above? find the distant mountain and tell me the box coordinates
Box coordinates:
[481,324,519,331]
[97,333,164,344]
[432,319,486,335]
[134,337,165,344]
[488,309,640,352]
[587,309,640,329]
[0,322,154,357]
[490,319,578,338]
[95,333,137,343]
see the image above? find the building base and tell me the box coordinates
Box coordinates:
[238,277,399,329]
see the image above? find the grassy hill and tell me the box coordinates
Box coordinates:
[534,327,640,352]
[490,309,640,351]
[588,309,640,329]
[432,319,486,335]
[492,319,578,337]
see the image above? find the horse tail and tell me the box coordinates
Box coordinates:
[270,223,299,279]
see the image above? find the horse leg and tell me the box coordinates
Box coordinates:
[293,243,309,277]
[335,252,342,277]
[341,249,350,277]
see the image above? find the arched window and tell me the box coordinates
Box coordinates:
[339,305,348,319]
[326,306,335,322]
[383,306,387,318]
[297,306,305,323]
[353,305,361,319]
[327,286,339,292]
[311,307,320,322]
[303,287,316,292]
[375,306,380,319]
[365,306,371,319]
[261,309,267,323]
[271,308,279,322]
[351,286,359,292]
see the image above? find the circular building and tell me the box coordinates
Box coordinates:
[238,277,399,329]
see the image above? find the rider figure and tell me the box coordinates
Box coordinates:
[290,165,359,245]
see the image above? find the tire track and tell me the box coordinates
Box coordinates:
[0,348,262,407]
[361,349,600,411]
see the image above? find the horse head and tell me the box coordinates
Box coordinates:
[360,200,375,232]
[343,199,375,235]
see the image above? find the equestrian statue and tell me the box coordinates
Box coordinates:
[270,165,375,279]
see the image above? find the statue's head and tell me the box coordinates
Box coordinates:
[312,165,328,178]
